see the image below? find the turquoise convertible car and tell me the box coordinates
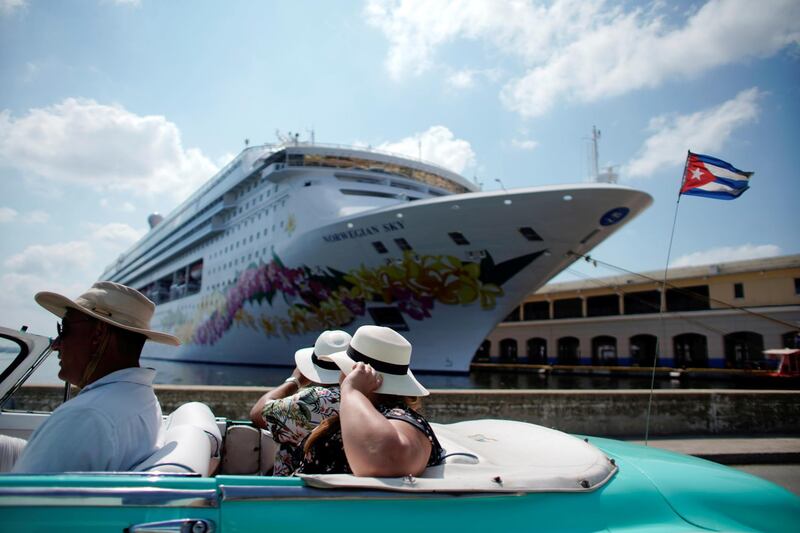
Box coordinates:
[1,326,798,532]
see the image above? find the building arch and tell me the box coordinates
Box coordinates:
[557,336,580,365]
[782,331,799,348]
[472,340,491,362]
[499,338,518,362]
[592,335,618,365]
[526,337,548,364]
[673,333,708,368]
[630,334,658,367]
[724,331,764,369]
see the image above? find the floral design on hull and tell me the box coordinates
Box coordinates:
[188,249,545,346]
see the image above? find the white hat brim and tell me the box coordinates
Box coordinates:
[35,291,180,346]
[294,347,342,385]
[325,350,429,397]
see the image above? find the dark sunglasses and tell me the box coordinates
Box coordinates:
[56,317,93,339]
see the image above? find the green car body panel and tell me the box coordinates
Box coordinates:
[3,441,799,532]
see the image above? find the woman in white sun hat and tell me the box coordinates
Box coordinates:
[299,325,443,477]
[250,330,351,475]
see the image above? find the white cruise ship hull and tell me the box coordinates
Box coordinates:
[140,183,651,373]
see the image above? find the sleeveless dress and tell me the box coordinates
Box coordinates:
[298,400,443,475]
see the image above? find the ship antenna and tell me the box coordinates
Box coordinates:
[590,125,601,182]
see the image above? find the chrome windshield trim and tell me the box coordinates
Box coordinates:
[0,487,218,507]
[219,484,521,502]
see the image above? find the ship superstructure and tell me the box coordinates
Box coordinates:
[101,142,652,372]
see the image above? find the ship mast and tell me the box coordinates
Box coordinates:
[590,125,601,181]
[589,125,618,184]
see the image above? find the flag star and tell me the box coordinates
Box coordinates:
[691,167,703,181]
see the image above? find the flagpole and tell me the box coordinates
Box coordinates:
[644,151,689,445]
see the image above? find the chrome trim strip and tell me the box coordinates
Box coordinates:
[219,484,522,502]
[0,487,218,507]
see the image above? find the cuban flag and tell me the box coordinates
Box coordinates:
[680,151,753,200]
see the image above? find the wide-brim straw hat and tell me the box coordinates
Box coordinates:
[322,325,428,397]
[35,281,180,346]
[295,330,352,384]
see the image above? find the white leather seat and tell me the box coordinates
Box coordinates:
[133,402,221,476]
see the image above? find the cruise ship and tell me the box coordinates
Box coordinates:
[100,142,653,372]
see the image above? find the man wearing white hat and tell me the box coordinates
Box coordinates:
[11,281,180,473]
[250,330,351,475]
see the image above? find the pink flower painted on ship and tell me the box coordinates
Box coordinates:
[190,252,506,346]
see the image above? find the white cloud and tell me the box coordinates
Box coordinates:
[624,88,761,178]
[366,0,800,118]
[4,241,94,277]
[0,0,26,16]
[0,98,218,201]
[0,228,143,332]
[0,207,17,222]
[0,207,49,223]
[365,0,601,80]
[88,222,144,246]
[376,125,476,174]
[0,272,88,334]
[27,210,49,224]
[445,68,500,90]
[215,152,237,168]
[671,244,782,268]
[511,138,539,151]
[100,197,137,212]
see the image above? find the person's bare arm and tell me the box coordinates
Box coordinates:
[339,363,431,477]
[249,368,310,428]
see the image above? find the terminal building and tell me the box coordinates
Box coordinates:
[478,254,800,369]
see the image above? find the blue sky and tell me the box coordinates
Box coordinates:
[1,0,798,335]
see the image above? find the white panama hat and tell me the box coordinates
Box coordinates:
[294,330,352,384]
[35,281,180,346]
[322,325,428,397]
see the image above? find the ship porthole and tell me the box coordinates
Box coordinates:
[397,213,404,218]
[563,194,573,201]
[504,199,512,205]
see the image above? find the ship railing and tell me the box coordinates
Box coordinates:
[261,141,464,181]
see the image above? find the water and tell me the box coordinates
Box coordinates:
[5,353,797,390]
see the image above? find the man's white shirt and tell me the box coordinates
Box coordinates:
[13,367,162,473]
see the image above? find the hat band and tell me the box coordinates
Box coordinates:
[311,352,340,371]
[347,346,408,376]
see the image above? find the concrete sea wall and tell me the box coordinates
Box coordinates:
[9,385,799,438]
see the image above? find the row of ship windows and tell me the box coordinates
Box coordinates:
[136,197,285,302]
[136,220,545,305]
[368,227,543,255]
[272,152,470,194]
[138,259,203,305]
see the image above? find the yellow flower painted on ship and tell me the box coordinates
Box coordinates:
[260,316,278,337]
[344,265,390,300]
[286,214,297,236]
[316,298,353,327]
[478,283,503,310]
[233,308,257,329]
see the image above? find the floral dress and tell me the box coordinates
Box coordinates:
[298,400,443,475]
[261,385,340,476]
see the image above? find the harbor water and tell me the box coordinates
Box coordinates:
[6,352,796,390]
